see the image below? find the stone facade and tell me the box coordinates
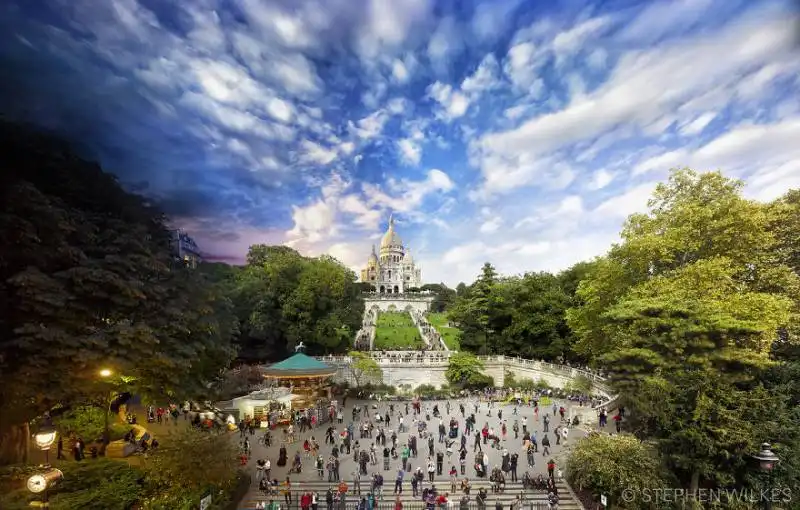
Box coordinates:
[360,215,422,294]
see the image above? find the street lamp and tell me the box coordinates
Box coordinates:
[33,423,57,466]
[98,369,114,456]
[752,442,779,510]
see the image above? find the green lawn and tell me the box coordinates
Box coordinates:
[426,312,461,350]
[374,312,425,350]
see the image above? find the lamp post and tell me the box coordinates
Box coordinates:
[99,368,114,456]
[33,423,57,466]
[752,442,779,510]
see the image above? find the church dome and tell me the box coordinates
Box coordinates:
[368,246,378,266]
[403,250,414,264]
[380,215,403,249]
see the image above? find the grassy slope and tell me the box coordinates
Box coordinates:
[374,312,425,350]
[426,312,461,350]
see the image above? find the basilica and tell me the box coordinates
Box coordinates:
[360,215,422,293]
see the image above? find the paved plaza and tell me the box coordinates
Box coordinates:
[238,397,594,509]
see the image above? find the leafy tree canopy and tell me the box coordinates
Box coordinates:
[348,351,383,387]
[0,122,238,464]
[230,246,364,361]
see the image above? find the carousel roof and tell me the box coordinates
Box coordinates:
[262,353,337,378]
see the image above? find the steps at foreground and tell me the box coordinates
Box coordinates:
[239,480,579,510]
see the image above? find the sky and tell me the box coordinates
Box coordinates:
[1,0,799,287]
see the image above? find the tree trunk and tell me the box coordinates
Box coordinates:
[690,469,700,496]
[0,422,30,466]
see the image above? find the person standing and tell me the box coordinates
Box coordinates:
[394,468,404,494]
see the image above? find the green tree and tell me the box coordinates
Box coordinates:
[446,352,493,388]
[141,427,239,508]
[0,123,238,464]
[230,248,364,360]
[566,433,667,509]
[498,272,573,360]
[567,169,797,492]
[448,263,510,353]
[349,351,383,387]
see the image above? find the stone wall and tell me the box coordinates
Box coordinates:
[363,295,435,313]
[317,353,610,398]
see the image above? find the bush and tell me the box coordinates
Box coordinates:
[0,459,145,510]
[56,406,128,442]
[566,433,667,509]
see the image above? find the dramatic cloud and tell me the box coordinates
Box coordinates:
[1,0,797,285]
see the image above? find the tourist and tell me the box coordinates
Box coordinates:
[394,467,404,494]
[427,457,435,482]
[541,434,550,456]
[283,477,292,507]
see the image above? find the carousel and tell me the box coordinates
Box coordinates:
[262,343,336,410]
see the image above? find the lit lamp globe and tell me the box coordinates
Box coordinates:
[34,424,57,451]
[753,442,779,472]
[99,368,113,378]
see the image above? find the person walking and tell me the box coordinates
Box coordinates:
[541,435,551,456]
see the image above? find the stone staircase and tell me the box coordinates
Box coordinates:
[238,479,580,510]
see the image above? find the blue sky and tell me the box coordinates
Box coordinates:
[1,0,799,286]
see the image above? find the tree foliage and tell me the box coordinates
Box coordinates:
[567,169,800,492]
[445,352,493,388]
[447,263,586,361]
[0,122,238,464]
[349,351,383,387]
[228,246,364,361]
[566,433,668,510]
[141,427,239,503]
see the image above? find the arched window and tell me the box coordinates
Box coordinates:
[379,285,385,293]
[393,285,399,294]
[388,270,392,279]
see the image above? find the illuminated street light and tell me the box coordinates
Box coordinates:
[99,368,112,378]
[752,443,780,510]
[33,425,57,451]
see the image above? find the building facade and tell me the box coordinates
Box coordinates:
[169,229,202,268]
[360,215,422,293]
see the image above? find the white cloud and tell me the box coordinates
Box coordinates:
[392,59,410,83]
[679,112,716,136]
[552,17,610,66]
[595,182,659,218]
[427,16,462,73]
[299,139,339,165]
[617,0,716,44]
[398,138,422,165]
[461,54,502,95]
[356,0,432,60]
[587,169,616,190]
[479,217,502,234]
[349,110,389,139]
[471,0,525,42]
[427,82,471,120]
[475,13,798,197]
[636,117,800,178]
[586,48,608,70]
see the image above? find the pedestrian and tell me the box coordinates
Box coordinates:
[541,434,550,456]
[394,468,404,494]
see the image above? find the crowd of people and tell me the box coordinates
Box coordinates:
[247,389,599,510]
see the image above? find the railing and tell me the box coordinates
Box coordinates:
[316,354,607,381]
[363,294,435,300]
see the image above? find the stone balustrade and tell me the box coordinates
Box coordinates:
[316,352,611,397]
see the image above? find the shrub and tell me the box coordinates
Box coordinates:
[56,406,128,442]
[566,433,667,509]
